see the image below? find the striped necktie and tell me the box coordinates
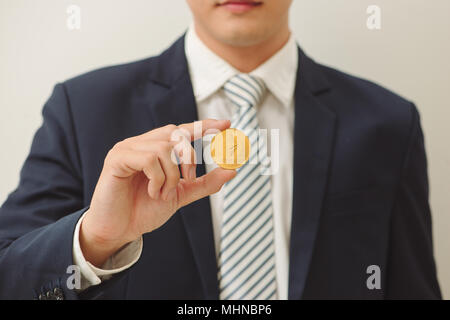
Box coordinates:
[218,74,277,300]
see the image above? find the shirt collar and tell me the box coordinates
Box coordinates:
[185,25,298,108]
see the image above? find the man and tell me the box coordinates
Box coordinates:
[0,0,441,299]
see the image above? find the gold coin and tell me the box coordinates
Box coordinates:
[211,128,250,170]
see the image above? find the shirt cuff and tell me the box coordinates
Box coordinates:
[72,211,143,291]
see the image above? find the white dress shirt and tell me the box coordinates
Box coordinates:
[73,26,298,299]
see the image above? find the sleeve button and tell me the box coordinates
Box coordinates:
[53,288,64,300]
[46,290,55,300]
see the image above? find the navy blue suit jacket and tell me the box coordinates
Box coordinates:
[0,36,441,299]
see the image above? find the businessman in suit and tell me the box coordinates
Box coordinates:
[0,0,441,299]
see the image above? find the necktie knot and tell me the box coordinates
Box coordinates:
[223,74,266,110]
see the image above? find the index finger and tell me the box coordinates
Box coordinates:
[178,119,231,141]
[140,119,231,142]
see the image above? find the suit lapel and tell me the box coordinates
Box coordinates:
[137,37,219,299]
[288,49,337,299]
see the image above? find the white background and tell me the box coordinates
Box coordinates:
[0,0,449,298]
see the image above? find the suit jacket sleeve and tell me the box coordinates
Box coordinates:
[0,83,86,299]
[385,104,441,299]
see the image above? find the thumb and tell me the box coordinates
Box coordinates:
[177,167,237,208]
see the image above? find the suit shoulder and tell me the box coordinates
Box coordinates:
[318,64,418,129]
[62,56,157,93]
[57,55,166,122]
[322,64,412,107]
[313,63,421,156]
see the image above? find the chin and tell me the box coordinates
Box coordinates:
[217,25,269,47]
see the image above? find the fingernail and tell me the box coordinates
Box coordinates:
[189,167,196,180]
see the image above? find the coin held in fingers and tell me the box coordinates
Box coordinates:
[211,128,250,170]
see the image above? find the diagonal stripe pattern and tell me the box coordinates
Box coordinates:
[218,74,277,300]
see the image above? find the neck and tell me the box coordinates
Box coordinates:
[193,25,291,73]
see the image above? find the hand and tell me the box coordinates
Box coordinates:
[79,119,236,267]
